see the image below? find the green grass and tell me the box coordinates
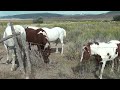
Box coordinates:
[0,19,120,78]
[1,19,120,61]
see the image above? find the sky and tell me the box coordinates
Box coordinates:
[0,11,110,17]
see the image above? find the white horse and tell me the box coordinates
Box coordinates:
[80,41,120,79]
[108,40,120,44]
[41,27,66,55]
[3,23,28,71]
[27,26,66,55]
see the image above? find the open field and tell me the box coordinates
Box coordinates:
[0,19,120,79]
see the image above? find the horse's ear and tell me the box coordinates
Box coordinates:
[84,47,88,51]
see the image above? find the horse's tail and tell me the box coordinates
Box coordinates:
[63,29,66,37]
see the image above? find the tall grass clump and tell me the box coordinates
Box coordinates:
[64,21,120,62]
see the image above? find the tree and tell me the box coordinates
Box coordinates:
[33,17,43,23]
[113,15,120,21]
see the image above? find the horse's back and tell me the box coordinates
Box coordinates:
[41,27,59,41]
[4,25,25,35]
[3,25,26,47]
[91,42,118,55]
[52,27,66,37]
[27,26,40,30]
[108,40,120,44]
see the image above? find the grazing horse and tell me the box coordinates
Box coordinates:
[80,41,120,79]
[3,24,28,71]
[25,27,51,63]
[42,27,66,55]
[27,26,66,55]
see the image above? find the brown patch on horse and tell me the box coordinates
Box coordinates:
[25,27,51,63]
[116,43,120,57]
[82,42,93,60]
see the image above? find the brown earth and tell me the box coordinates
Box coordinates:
[0,43,119,79]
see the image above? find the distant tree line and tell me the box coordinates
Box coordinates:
[113,15,120,21]
[33,17,43,23]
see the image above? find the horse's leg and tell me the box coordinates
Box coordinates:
[55,39,59,53]
[61,43,64,55]
[55,44,59,53]
[117,58,120,72]
[59,36,64,55]
[28,43,31,50]
[37,45,44,62]
[37,45,42,57]
[11,49,16,71]
[4,45,11,64]
[6,49,10,64]
[110,60,114,72]
[99,61,106,79]
[22,41,31,79]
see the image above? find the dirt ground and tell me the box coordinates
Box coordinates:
[0,43,119,79]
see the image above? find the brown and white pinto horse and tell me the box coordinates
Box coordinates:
[25,27,51,63]
[80,40,120,79]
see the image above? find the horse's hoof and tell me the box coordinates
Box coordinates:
[98,76,102,79]
[11,65,17,71]
[25,76,29,79]
[11,68,14,71]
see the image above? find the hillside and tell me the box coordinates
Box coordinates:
[63,11,120,20]
[1,11,120,20]
[0,13,64,19]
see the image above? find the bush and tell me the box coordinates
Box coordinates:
[113,15,120,21]
[64,42,80,61]
[33,17,43,23]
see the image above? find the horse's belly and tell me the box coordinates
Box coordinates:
[47,32,60,41]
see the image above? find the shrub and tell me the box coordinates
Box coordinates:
[113,15,120,21]
[33,17,43,23]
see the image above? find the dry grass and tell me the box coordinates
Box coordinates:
[0,19,120,79]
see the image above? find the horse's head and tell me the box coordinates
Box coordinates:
[37,28,47,36]
[80,42,93,62]
[42,42,51,63]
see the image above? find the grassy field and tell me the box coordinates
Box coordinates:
[1,19,120,60]
[0,19,120,79]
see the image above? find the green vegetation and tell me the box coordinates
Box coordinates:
[0,19,120,61]
[33,17,43,24]
[35,20,120,61]
[113,15,120,21]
